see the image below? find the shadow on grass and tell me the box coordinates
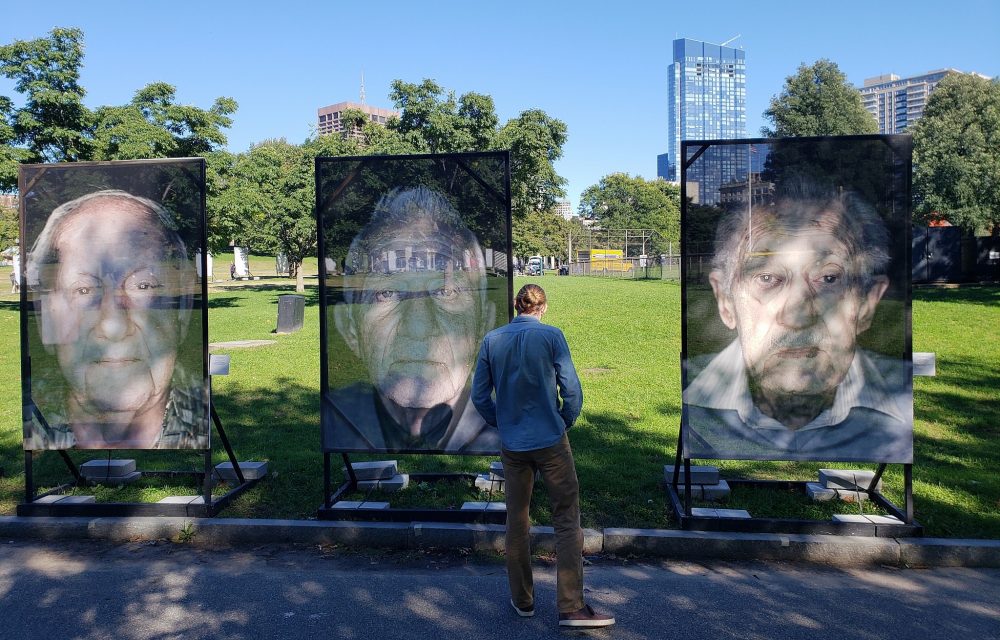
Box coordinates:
[211,284,322,307]
[913,284,1000,306]
[208,295,247,309]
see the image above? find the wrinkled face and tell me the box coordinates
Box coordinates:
[341,253,484,409]
[711,212,887,399]
[43,197,189,418]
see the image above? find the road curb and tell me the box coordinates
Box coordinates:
[1,516,998,568]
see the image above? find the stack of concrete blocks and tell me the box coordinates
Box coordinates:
[81,459,141,486]
[663,465,731,501]
[806,469,882,503]
[343,460,409,492]
[475,460,505,493]
[215,461,269,484]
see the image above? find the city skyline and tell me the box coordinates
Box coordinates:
[2,0,998,211]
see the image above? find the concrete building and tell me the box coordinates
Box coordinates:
[666,38,747,183]
[554,200,573,221]
[859,69,989,134]
[317,101,399,139]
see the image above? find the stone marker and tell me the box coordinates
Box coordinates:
[461,501,507,511]
[489,460,504,480]
[157,496,206,505]
[357,473,409,492]
[913,352,936,377]
[343,460,397,481]
[819,469,883,492]
[691,507,751,519]
[88,471,142,486]
[475,473,504,492]
[832,514,899,524]
[276,294,305,333]
[331,501,390,510]
[663,465,720,485]
[701,479,731,501]
[215,461,269,483]
[806,482,839,501]
[81,459,137,478]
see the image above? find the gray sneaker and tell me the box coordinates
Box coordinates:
[558,604,615,628]
[510,599,534,618]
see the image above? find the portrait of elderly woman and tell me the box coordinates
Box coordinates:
[323,185,504,454]
[23,187,207,450]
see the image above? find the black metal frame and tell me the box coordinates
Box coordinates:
[314,152,512,523]
[18,398,262,517]
[16,158,262,518]
[671,136,921,537]
[316,453,505,524]
[665,425,921,536]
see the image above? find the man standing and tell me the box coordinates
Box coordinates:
[472,284,614,629]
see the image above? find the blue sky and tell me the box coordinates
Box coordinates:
[3,0,998,210]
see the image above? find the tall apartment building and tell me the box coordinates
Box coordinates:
[859,69,961,134]
[317,101,399,139]
[664,38,747,184]
[554,200,573,221]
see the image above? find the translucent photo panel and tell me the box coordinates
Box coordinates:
[317,152,511,454]
[681,136,913,463]
[20,159,209,450]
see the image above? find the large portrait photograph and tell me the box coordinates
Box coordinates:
[20,159,209,450]
[681,136,913,463]
[317,152,512,455]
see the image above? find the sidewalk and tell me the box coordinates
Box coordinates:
[2,515,999,568]
[2,537,999,640]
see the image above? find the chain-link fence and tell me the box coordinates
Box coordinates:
[565,254,680,280]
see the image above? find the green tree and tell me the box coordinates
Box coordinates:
[513,208,571,260]
[0,199,18,250]
[578,173,680,254]
[912,73,1000,234]
[498,109,568,219]
[91,83,236,160]
[229,140,315,291]
[762,59,877,137]
[0,27,92,168]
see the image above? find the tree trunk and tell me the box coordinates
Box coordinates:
[295,260,305,292]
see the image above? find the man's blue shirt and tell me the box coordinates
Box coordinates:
[471,314,583,452]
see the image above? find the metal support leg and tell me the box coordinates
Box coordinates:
[202,450,213,507]
[24,451,34,503]
[211,402,244,484]
[342,453,357,487]
[683,457,692,516]
[868,463,888,493]
[904,464,914,524]
[323,452,332,509]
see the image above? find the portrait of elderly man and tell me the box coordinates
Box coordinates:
[683,189,912,462]
[24,189,206,450]
[324,185,501,453]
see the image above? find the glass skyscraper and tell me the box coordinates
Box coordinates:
[665,38,747,183]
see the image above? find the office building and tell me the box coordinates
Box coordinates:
[317,101,398,139]
[666,38,747,184]
[859,69,989,134]
[554,200,573,220]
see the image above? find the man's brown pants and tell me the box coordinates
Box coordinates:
[501,434,584,614]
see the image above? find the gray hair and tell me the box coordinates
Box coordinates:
[711,190,890,293]
[343,186,486,302]
[26,189,188,290]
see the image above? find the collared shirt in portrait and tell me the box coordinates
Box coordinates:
[683,339,913,462]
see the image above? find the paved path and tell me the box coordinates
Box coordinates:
[1,539,998,640]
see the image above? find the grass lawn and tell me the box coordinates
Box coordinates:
[0,270,997,538]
